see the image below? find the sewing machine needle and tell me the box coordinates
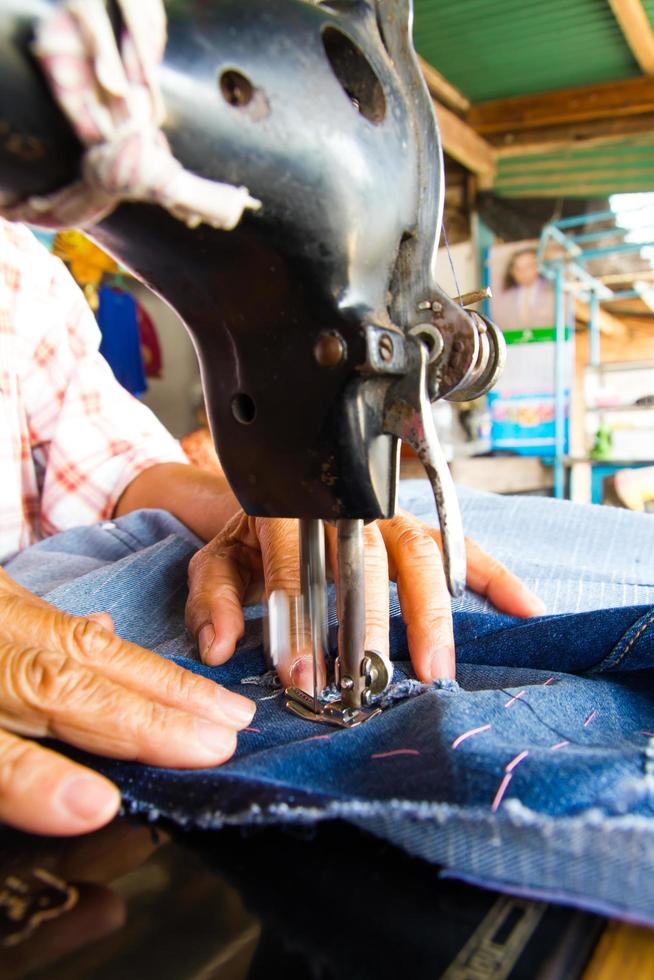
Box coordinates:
[299,518,327,714]
[336,519,366,709]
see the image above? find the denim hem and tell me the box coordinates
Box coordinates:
[591,605,654,673]
[105,508,202,552]
[120,791,654,924]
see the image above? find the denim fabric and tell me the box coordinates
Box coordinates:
[6,484,654,925]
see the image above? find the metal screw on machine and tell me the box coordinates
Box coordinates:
[378,333,394,363]
[314,331,346,368]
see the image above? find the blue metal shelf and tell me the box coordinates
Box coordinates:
[537,210,654,500]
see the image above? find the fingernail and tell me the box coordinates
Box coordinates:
[429,647,455,681]
[86,612,114,632]
[290,656,321,694]
[220,692,256,728]
[194,719,235,756]
[59,775,120,822]
[198,624,215,662]
[527,595,547,616]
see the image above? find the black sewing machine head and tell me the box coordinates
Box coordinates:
[0,0,502,526]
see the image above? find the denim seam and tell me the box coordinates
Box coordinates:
[590,608,654,673]
[103,523,148,552]
[121,794,654,834]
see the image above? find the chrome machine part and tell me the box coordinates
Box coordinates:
[446,313,506,403]
[335,519,366,709]
[384,336,467,597]
[285,519,389,729]
[298,517,328,713]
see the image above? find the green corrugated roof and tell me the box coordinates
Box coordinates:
[494,137,654,197]
[413,0,642,101]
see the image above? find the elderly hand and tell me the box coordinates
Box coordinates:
[0,569,255,836]
[186,509,545,689]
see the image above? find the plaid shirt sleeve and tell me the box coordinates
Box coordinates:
[14,225,188,537]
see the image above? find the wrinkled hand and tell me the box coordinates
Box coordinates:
[0,570,255,836]
[186,509,545,689]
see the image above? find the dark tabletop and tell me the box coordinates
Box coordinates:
[0,816,603,979]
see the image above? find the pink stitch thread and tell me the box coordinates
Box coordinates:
[490,750,530,812]
[641,730,654,738]
[244,727,261,733]
[549,740,570,751]
[371,749,421,760]
[583,710,598,728]
[491,774,513,813]
[451,724,492,750]
[504,691,526,708]
[505,749,529,773]
[543,677,555,686]
[305,734,331,742]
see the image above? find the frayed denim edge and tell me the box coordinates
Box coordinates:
[121,793,654,833]
[239,672,458,706]
[120,794,654,924]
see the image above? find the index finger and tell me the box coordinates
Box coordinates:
[463,537,546,617]
[378,515,455,682]
[0,593,254,730]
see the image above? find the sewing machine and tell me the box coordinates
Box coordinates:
[0,0,504,727]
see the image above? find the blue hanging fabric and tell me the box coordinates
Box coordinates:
[97,285,148,397]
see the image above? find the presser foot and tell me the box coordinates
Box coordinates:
[285,687,382,729]
[284,650,389,728]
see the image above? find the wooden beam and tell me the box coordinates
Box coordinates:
[434,100,495,182]
[418,56,470,114]
[608,0,654,75]
[492,114,654,157]
[468,75,654,134]
[497,166,654,187]
[574,297,627,338]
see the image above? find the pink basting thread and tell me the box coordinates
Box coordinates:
[244,727,261,733]
[491,750,529,812]
[451,724,492,750]
[641,730,654,738]
[505,749,529,772]
[491,774,513,813]
[504,691,526,709]
[371,749,420,760]
[305,734,331,742]
[549,740,570,751]
[543,677,556,686]
[583,710,598,728]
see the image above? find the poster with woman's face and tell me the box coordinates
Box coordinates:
[489,240,555,333]
[486,240,571,456]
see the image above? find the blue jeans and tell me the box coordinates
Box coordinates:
[5,483,654,925]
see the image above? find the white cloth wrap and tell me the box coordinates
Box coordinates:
[0,0,260,231]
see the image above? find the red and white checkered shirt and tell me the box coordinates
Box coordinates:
[0,219,187,563]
